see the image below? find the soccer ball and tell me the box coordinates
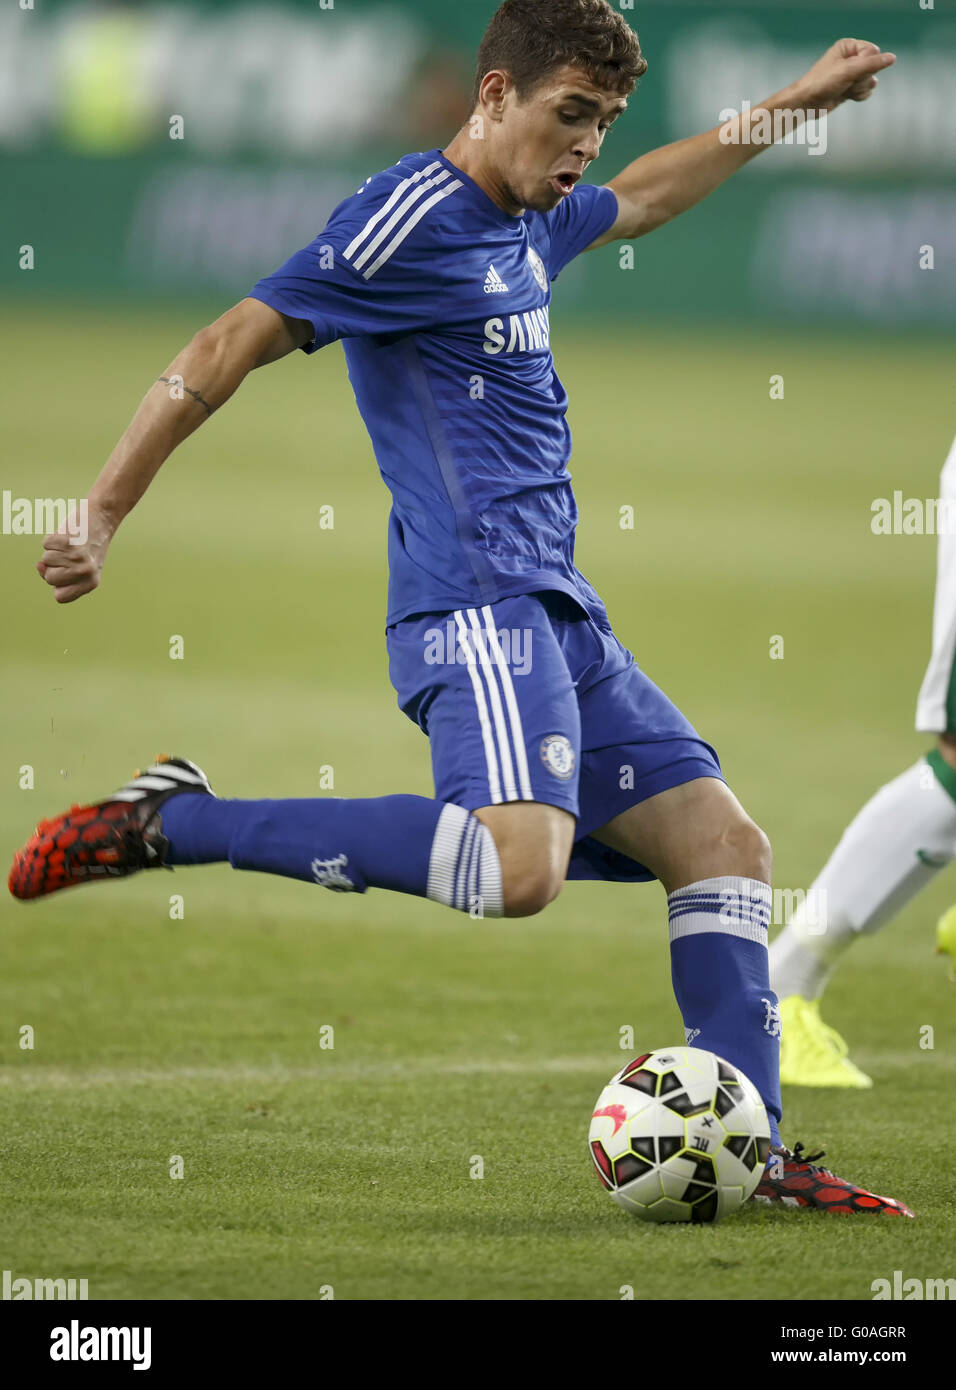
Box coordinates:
[588,1047,771,1223]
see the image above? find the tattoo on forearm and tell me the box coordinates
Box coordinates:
[157,375,215,415]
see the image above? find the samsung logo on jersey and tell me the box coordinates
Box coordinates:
[483,308,551,356]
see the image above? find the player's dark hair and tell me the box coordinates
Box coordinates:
[473,0,647,106]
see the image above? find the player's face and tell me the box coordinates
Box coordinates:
[498,66,628,213]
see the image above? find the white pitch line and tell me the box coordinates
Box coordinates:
[1,1050,947,1093]
[0,1056,621,1091]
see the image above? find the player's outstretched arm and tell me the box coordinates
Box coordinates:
[36,298,313,604]
[590,38,896,248]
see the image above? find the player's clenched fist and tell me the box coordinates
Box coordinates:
[797,38,896,114]
[36,504,113,604]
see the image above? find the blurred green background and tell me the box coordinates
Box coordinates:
[1,0,953,325]
[1,0,954,1302]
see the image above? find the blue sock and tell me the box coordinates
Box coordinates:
[159,793,504,916]
[668,876,782,1149]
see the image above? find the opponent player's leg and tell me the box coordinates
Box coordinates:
[769,740,956,1087]
[772,734,956,1004]
[770,432,956,1087]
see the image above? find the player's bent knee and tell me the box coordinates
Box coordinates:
[717,815,772,882]
[473,801,575,918]
[501,861,564,918]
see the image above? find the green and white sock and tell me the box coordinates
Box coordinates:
[769,754,956,1000]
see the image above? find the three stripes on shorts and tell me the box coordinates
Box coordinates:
[453,606,533,806]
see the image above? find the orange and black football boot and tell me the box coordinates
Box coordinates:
[9,756,213,901]
[753,1142,914,1217]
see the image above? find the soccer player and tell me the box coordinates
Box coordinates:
[772,433,956,1088]
[11,0,910,1216]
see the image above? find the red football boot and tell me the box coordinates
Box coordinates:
[9,756,213,901]
[753,1142,914,1217]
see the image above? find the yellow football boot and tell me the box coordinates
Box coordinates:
[936,905,956,980]
[778,996,873,1088]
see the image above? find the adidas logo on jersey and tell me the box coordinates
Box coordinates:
[483,264,509,294]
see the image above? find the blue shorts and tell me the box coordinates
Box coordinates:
[386,590,723,883]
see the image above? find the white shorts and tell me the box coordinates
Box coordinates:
[916,433,956,733]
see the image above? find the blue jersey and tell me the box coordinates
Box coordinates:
[248,148,619,625]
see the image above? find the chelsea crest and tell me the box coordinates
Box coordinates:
[528,247,549,293]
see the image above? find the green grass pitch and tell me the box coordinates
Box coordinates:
[1,304,953,1299]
